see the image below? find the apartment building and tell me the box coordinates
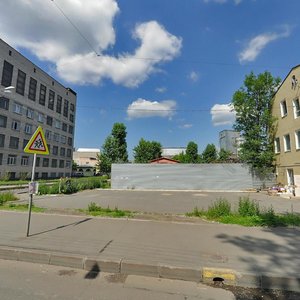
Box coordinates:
[0,39,76,179]
[219,130,241,156]
[272,65,300,194]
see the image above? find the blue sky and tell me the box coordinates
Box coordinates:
[1,0,300,158]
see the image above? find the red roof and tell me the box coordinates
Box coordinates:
[149,157,180,164]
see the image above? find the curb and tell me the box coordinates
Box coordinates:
[0,246,299,292]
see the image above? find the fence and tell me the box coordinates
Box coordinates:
[111,163,275,191]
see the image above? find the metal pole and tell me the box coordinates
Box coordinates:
[26,153,36,237]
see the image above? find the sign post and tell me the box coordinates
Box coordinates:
[24,126,49,237]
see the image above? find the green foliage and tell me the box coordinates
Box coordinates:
[0,191,18,205]
[207,198,231,218]
[232,71,281,171]
[98,123,128,174]
[72,160,79,171]
[87,202,132,218]
[133,138,162,163]
[187,197,300,227]
[238,197,260,216]
[172,152,188,163]
[202,144,217,163]
[218,148,232,162]
[186,141,199,163]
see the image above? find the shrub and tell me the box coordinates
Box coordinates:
[0,191,18,205]
[238,197,260,217]
[38,184,51,195]
[207,198,231,218]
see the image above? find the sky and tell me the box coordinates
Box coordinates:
[1,0,300,158]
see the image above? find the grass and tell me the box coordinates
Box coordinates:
[186,197,300,227]
[0,191,18,205]
[86,202,133,218]
[1,203,46,213]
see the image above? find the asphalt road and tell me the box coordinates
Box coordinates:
[0,259,235,300]
[21,189,300,215]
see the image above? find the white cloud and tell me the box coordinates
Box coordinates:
[210,103,236,126]
[155,87,167,93]
[179,124,193,129]
[189,71,199,82]
[238,27,291,63]
[0,1,182,87]
[127,98,176,119]
[204,0,242,4]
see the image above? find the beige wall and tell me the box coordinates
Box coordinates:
[272,65,300,187]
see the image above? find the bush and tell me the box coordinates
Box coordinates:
[238,197,260,217]
[0,192,18,206]
[207,198,231,218]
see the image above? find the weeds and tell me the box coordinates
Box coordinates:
[87,202,132,218]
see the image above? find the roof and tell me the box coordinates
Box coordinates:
[150,157,180,163]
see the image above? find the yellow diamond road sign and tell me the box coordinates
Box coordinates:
[24,126,49,155]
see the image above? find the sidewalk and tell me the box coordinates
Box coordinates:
[0,210,300,292]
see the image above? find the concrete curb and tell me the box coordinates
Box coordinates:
[0,246,299,292]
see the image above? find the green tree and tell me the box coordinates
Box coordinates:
[98,123,128,174]
[218,148,232,162]
[173,151,189,163]
[72,160,79,171]
[133,138,162,163]
[186,141,199,163]
[232,71,281,172]
[202,144,217,163]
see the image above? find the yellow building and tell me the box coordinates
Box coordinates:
[272,65,300,195]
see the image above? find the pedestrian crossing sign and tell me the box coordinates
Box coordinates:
[24,126,49,155]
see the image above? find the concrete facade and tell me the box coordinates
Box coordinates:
[219,130,240,155]
[162,147,186,158]
[272,65,300,194]
[0,39,76,179]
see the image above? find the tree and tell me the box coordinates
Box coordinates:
[72,160,79,171]
[98,123,128,174]
[232,71,281,172]
[218,148,232,162]
[186,141,199,163]
[133,138,162,163]
[202,144,217,163]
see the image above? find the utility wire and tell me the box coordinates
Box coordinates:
[50,0,100,56]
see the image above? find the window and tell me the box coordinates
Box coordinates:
[23,139,29,149]
[39,84,46,105]
[293,98,300,118]
[16,69,26,95]
[9,136,19,149]
[28,77,37,101]
[62,123,67,132]
[68,125,73,134]
[56,95,62,113]
[11,120,20,131]
[67,137,73,146]
[284,134,291,152]
[45,130,52,141]
[42,158,49,167]
[51,159,57,168]
[70,103,75,112]
[55,119,61,129]
[0,153,3,165]
[50,172,56,178]
[69,114,74,123]
[59,160,65,168]
[21,156,29,166]
[0,115,7,128]
[0,97,9,110]
[63,99,69,117]
[46,116,53,126]
[280,100,288,117]
[52,146,58,155]
[274,137,281,153]
[26,108,34,119]
[60,147,65,156]
[7,155,17,165]
[53,133,60,142]
[24,124,32,134]
[66,148,72,158]
[13,102,22,114]
[48,90,55,110]
[295,130,300,150]
[36,157,40,167]
[60,135,66,144]
[38,112,44,123]
[1,60,13,87]
[0,134,5,147]
[66,161,71,168]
